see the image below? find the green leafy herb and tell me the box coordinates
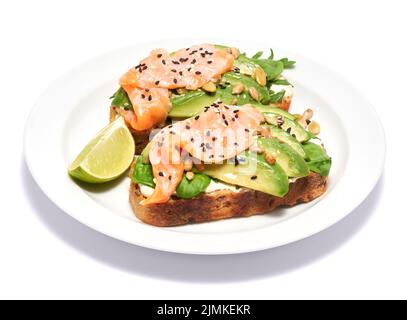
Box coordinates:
[269,90,286,103]
[132,155,155,188]
[176,173,211,199]
[111,87,133,111]
[272,79,291,86]
[302,142,332,176]
[268,48,274,60]
[278,58,296,69]
[252,51,263,59]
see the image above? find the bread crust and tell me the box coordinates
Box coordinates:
[129,172,328,227]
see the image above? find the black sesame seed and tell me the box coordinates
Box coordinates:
[159,172,164,177]
[245,129,250,132]
[168,176,172,181]
[200,143,205,147]
[292,134,297,139]
[199,47,203,51]
[232,118,236,121]
[162,60,166,65]
[251,175,258,180]
[141,94,146,99]
[195,116,200,120]
[157,53,163,58]
[171,69,177,73]
[234,142,239,146]
[145,88,150,92]
[306,120,311,125]
[222,114,226,120]
[170,131,176,135]
[233,110,239,113]
[186,48,190,51]
[191,138,194,142]
[148,95,152,101]
[191,59,197,64]
[187,67,192,72]
[142,65,148,70]
[172,60,180,65]
[185,125,191,130]
[201,53,206,58]
[224,120,229,126]
[173,79,178,84]
[287,128,292,134]
[195,71,202,75]
[155,80,160,85]
[212,137,217,142]
[207,60,213,64]
[179,71,183,76]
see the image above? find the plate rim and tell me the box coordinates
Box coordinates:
[24,39,386,255]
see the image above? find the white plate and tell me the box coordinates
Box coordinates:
[24,39,385,255]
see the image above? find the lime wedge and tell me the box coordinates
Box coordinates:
[68,117,135,183]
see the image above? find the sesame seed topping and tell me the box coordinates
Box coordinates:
[159,172,164,177]
[195,71,202,75]
[185,125,191,130]
[141,94,146,99]
[171,69,177,73]
[212,137,217,141]
[224,120,229,126]
[191,59,197,64]
[251,175,257,180]
[207,60,213,64]
[245,129,250,132]
[162,60,166,65]
[157,53,163,58]
[148,95,152,101]
[195,116,200,120]
[173,78,178,84]
[155,80,160,85]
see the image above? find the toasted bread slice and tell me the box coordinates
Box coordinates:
[129,172,327,227]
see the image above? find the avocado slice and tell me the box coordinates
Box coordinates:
[257,137,309,178]
[264,113,311,142]
[169,91,220,118]
[169,86,278,118]
[221,72,270,103]
[202,151,289,197]
[262,125,306,158]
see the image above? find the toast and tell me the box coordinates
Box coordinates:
[129,172,327,227]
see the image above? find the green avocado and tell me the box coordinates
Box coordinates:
[169,87,277,118]
[262,125,306,158]
[221,72,270,103]
[264,113,311,142]
[257,137,309,178]
[202,151,289,197]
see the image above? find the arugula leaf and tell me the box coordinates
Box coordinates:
[272,79,291,86]
[269,90,286,103]
[252,51,263,59]
[268,48,274,60]
[278,58,296,69]
[302,142,332,176]
[253,59,284,80]
[111,87,133,111]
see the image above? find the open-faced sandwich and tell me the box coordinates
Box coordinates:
[69,44,331,227]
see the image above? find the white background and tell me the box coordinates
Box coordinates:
[0,0,405,300]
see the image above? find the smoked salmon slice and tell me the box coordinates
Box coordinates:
[118,44,235,132]
[141,101,264,206]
